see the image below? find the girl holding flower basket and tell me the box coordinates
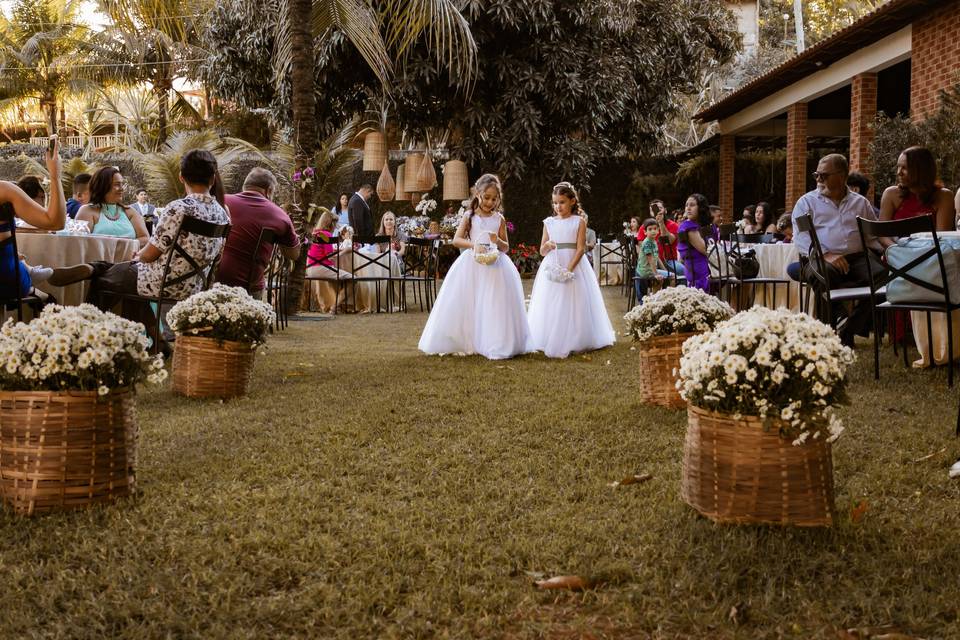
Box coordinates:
[418,174,531,359]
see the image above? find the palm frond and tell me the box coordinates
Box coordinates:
[311,0,392,87]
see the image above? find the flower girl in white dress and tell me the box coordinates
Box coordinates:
[527,181,615,358]
[418,174,532,359]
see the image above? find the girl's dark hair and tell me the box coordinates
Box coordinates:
[180,149,218,186]
[211,170,226,207]
[334,192,350,213]
[742,204,756,223]
[552,181,581,215]
[17,175,44,200]
[88,166,123,207]
[688,193,711,227]
[755,201,772,228]
[899,146,941,205]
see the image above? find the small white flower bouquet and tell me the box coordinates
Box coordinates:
[397,215,430,237]
[545,263,575,283]
[624,287,734,342]
[0,304,167,393]
[167,284,276,346]
[677,307,855,444]
[414,198,437,215]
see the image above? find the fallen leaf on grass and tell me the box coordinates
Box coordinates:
[581,355,592,361]
[604,360,611,366]
[912,447,946,463]
[534,575,591,591]
[728,602,748,625]
[851,500,869,524]
[608,473,653,487]
[839,626,923,639]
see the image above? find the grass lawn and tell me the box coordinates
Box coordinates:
[1,286,958,639]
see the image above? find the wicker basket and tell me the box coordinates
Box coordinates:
[172,335,256,398]
[681,405,836,527]
[637,332,695,408]
[0,389,137,516]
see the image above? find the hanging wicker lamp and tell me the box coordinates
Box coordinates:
[362,131,387,171]
[442,160,469,201]
[395,163,408,200]
[376,161,395,201]
[404,153,423,194]
[415,152,437,192]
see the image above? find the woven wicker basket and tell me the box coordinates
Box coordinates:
[637,332,695,408]
[172,335,255,398]
[0,389,137,516]
[681,405,836,527]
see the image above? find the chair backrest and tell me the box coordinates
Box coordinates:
[306,233,347,279]
[350,235,393,276]
[856,214,950,303]
[402,237,435,277]
[733,233,765,244]
[0,225,30,318]
[245,227,278,292]
[794,214,831,291]
[157,215,232,299]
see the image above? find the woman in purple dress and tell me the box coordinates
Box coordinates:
[677,193,712,291]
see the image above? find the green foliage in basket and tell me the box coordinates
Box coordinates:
[678,307,855,445]
[624,287,734,342]
[167,284,276,345]
[0,304,167,394]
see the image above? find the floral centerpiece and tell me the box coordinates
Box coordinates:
[509,242,542,277]
[397,215,430,238]
[167,284,275,398]
[439,209,463,237]
[0,305,167,515]
[414,198,437,216]
[677,307,854,527]
[624,287,734,408]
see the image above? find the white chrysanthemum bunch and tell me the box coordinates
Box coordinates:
[677,307,855,445]
[0,304,167,394]
[167,284,276,345]
[397,215,430,237]
[440,210,463,236]
[414,198,437,215]
[624,287,734,342]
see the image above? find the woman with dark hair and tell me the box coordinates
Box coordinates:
[677,193,712,291]
[740,204,756,230]
[333,192,351,230]
[17,176,46,206]
[879,146,955,243]
[76,166,150,246]
[754,201,777,234]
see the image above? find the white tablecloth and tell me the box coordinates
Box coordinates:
[304,245,401,313]
[19,233,139,306]
[740,243,801,311]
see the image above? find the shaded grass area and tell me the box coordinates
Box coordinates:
[1,289,958,639]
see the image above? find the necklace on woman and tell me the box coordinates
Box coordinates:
[102,204,121,221]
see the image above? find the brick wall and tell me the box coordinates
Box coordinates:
[849,72,877,201]
[911,0,960,120]
[785,103,808,212]
[718,135,736,223]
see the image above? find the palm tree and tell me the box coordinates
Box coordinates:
[0,0,93,134]
[94,0,212,145]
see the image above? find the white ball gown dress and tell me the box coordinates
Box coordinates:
[418,212,532,359]
[527,215,616,358]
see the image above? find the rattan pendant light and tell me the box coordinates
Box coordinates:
[442,160,468,201]
[403,152,424,193]
[362,131,387,171]
[415,152,437,192]
[376,161,395,201]
[395,163,408,200]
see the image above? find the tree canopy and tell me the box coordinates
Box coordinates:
[203,0,739,183]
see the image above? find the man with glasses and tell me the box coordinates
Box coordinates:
[790,153,881,346]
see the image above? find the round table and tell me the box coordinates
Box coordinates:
[18,232,139,306]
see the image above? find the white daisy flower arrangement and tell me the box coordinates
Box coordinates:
[624,286,734,342]
[677,307,855,445]
[0,304,167,394]
[167,284,276,346]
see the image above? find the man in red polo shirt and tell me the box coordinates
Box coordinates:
[637,199,684,277]
[216,168,300,296]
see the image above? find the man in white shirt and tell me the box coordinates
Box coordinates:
[791,153,882,345]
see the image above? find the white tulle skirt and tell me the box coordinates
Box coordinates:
[418,249,532,360]
[527,251,616,358]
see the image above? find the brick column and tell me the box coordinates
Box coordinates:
[718,134,736,223]
[849,72,877,202]
[785,102,808,213]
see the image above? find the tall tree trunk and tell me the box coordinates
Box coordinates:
[43,97,57,135]
[285,0,318,316]
[155,79,171,147]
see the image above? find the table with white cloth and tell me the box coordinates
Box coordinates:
[304,245,402,313]
[18,232,139,306]
[739,243,801,311]
[593,241,624,285]
[907,231,960,366]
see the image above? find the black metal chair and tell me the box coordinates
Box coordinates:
[400,237,440,312]
[731,233,794,310]
[98,215,231,353]
[0,225,45,322]
[303,234,350,315]
[857,215,957,387]
[794,214,879,331]
[350,235,395,313]
[264,244,290,330]
[598,234,626,286]
[703,225,739,305]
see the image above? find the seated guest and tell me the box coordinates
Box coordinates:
[215,167,300,298]
[753,201,776,234]
[678,194,712,292]
[708,205,723,241]
[639,200,684,277]
[739,204,756,231]
[305,211,352,312]
[791,153,881,346]
[775,213,793,243]
[66,173,91,219]
[425,219,441,239]
[376,211,406,257]
[879,146,955,243]
[17,176,46,207]
[846,171,880,215]
[82,150,231,352]
[130,189,158,233]
[76,167,150,246]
